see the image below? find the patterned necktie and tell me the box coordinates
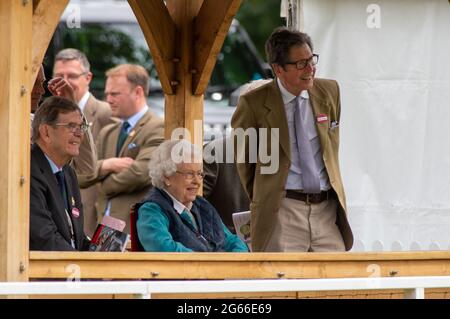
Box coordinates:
[116,121,130,156]
[55,171,68,210]
[294,96,321,193]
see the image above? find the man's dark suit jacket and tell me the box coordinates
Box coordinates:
[203,137,250,233]
[30,144,90,251]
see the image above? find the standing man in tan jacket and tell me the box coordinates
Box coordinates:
[84,64,164,233]
[53,49,114,237]
[231,27,353,252]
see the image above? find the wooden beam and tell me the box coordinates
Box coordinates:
[163,0,204,147]
[0,0,32,282]
[192,0,242,95]
[128,0,242,148]
[29,251,450,280]
[31,0,69,81]
[128,0,176,95]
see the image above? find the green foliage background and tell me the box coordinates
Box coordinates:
[237,0,285,58]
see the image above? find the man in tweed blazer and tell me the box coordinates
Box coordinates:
[83,64,164,233]
[231,27,353,252]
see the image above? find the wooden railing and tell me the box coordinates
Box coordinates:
[28,251,450,298]
[29,251,450,280]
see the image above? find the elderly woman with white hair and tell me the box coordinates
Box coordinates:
[136,139,248,252]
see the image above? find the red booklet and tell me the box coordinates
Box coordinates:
[89,216,129,252]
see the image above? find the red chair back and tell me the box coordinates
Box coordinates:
[129,204,145,251]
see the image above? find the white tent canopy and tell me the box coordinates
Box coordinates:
[282,0,450,251]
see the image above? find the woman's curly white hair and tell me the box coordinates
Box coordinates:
[149,139,202,188]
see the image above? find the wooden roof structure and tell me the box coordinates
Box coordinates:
[1,0,450,299]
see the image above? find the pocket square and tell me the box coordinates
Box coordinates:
[330,121,340,131]
[125,143,140,159]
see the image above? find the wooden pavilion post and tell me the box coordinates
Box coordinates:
[31,0,69,81]
[164,0,204,145]
[129,0,242,146]
[0,0,33,282]
[0,0,67,283]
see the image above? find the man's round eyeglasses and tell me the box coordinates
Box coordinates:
[176,171,205,180]
[285,54,319,70]
[54,122,89,134]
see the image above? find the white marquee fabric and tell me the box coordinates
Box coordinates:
[296,0,450,251]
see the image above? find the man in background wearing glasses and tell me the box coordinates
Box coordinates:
[231,27,353,252]
[53,48,115,237]
[31,64,97,204]
[30,96,90,251]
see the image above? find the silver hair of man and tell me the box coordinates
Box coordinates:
[149,139,202,188]
[55,48,91,73]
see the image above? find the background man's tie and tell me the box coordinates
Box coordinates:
[116,121,130,156]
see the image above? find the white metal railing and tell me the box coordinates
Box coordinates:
[1,276,450,299]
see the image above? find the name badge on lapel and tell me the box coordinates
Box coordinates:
[72,207,80,218]
[316,114,328,123]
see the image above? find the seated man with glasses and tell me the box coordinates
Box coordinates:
[135,139,248,252]
[30,96,90,251]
